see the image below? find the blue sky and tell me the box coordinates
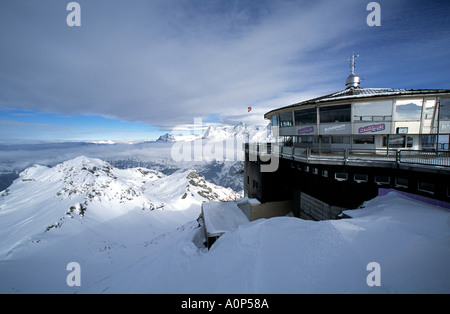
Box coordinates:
[0,0,449,142]
[0,109,162,142]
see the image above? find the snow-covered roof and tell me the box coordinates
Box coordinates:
[265,87,450,118]
[202,201,249,237]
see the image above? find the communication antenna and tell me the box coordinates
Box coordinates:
[348,54,359,74]
[345,53,361,88]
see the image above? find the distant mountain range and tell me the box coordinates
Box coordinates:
[155,122,271,143]
[0,122,271,192]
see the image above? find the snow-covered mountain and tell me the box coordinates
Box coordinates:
[0,156,240,262]
[202,122,271,143]
[156,133,177,142]
[155,122,271,143]
[0,122,269,191]
[1,164,449,294]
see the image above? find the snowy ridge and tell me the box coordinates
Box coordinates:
[156,122,271,143]
[202,122,271,143]
[0,156,240,263]
[0,122,268,192]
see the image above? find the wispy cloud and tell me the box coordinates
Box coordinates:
[0,0,448,140]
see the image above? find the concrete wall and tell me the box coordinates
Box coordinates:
[298,192,344,221]
[238,200,292,221]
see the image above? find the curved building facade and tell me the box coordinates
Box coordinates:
[244,66,450,219]
[265,87,450,152]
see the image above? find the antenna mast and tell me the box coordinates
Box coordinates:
[348,54,359,75]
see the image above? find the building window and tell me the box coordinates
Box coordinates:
[335,172,348,181]
[322,169,328,177]
[354,174,368,183]
[423,99,436,120]
[294,108,317,125]
[312,168,318,175]
[252,180,259,190]
[272,114,279,127]
[439,97,450,120]
[396,177,408,188]
[396,127,408,134]
[383,135,414,148]
[320,104,351,123]
[353,135,375,144]
[386,135,404,148]
[375,175,390,185]
[353,101,393,122]
[282,136,294,146]
[298,136,314,143]
[395,99,423,121]
[279,111,293,127]
[418,181,434,194]
[407,136,413,148]
[320,136,330,144]
[421,135,436,150]
[332,136,350,144]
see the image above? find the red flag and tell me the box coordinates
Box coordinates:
[248,106,252,112]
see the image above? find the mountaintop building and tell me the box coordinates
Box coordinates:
[244,55,450,220]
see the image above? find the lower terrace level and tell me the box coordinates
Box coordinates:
[244,143,450,214]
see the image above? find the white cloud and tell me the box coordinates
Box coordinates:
[1,0,448,136]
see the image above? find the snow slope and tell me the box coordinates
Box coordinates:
[0,157,449,294]
[0,156,239,269]
[73,191,449,294]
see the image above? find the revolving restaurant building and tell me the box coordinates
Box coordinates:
[244,60,450,220]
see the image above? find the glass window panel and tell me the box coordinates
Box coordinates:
[301,136,314,143]
[375,175,390,184]
[320,104,351,123]
[353,136,375,144]
[407,136,413,148]
[424,99,436,120]
[418,181,434,194]
[279,112,293,127]
[421,135,436,149]
[389,135,406,148]
[294,108,317,125]
[332,136,350,144]
[440,97,450,120]
[354,174,368,182]
[353,101,392,121]
[396,177,408,187]
[395,99,423,121]
[272,114,278,127]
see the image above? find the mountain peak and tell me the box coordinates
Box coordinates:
[157,133,177,142]
[201,122,271,142]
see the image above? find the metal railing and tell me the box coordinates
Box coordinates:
[398,150,450,167]
[244,143,450,168]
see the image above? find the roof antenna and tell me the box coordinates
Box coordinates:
[349,54,359,74]
[345,53,361,89]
